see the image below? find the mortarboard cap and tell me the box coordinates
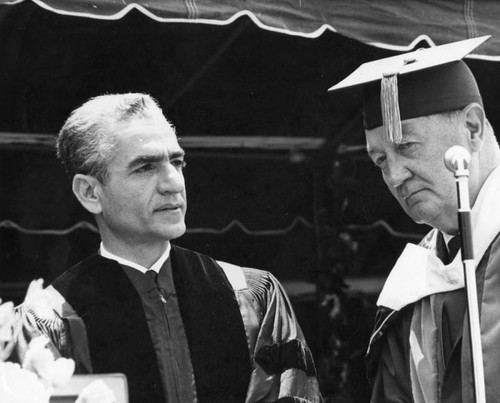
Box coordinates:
[328,36,490,143]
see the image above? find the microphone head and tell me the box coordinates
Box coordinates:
[444,145,471,172]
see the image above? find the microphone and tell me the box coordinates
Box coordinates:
[444,145,471,173]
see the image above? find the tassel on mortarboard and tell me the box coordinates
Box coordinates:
[380,72,402,143]
[328,36,489,137]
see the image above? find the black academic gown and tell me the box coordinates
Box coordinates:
[51,245,252,403]
[25,245,322,403]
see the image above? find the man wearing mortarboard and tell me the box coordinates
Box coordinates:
[330,36,500,401]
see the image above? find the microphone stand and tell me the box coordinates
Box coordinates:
[445,146,485,403]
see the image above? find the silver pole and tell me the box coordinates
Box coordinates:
[445,145,485,403]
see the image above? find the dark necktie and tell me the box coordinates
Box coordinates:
[146,269,174,303]
[447,236,461,264]
[436,232,461,265]
[145,269,158,283]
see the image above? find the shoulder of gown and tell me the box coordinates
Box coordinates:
[218,262,322,403]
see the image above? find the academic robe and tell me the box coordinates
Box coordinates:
[366,233,500,402]
[14,245,320,403]
[366,165,500,402]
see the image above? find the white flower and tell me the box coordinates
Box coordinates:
[23,279,65,319]
[22,336,75,389]
[0,361,50,403]
[75,380,116,403]
[0,279,93,403]
[51,357,75,388]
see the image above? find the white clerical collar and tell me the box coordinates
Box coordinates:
[99,242,171,274]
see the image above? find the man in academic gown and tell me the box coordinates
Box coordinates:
[329,37,500,401]
[15,93,321,403]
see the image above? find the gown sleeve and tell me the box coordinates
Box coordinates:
[236,268,321,403]
[366,306,414,403]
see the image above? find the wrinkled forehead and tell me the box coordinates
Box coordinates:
[105,119,183,167]
[365,114,438,153]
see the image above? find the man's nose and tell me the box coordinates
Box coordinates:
[158,163,185,194]
[384,157,411,189]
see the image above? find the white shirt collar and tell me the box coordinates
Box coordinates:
[441,231,454,246]
[99,242,171,274]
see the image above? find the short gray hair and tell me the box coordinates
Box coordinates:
[57,93,169,183]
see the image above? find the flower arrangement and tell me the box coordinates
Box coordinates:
[0,336,74,402]
[0,280,115,403]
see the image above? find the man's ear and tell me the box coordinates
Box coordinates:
[72,174,103,215]
[463,103,486,152]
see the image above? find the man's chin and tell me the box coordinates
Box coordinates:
[164,224,186,241]
[406,206,444,229]
[405,203,432,225]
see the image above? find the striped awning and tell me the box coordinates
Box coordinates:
[2,0,500,60]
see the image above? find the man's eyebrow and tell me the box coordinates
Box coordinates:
[170,150,185,160]
[127,150,185,169]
